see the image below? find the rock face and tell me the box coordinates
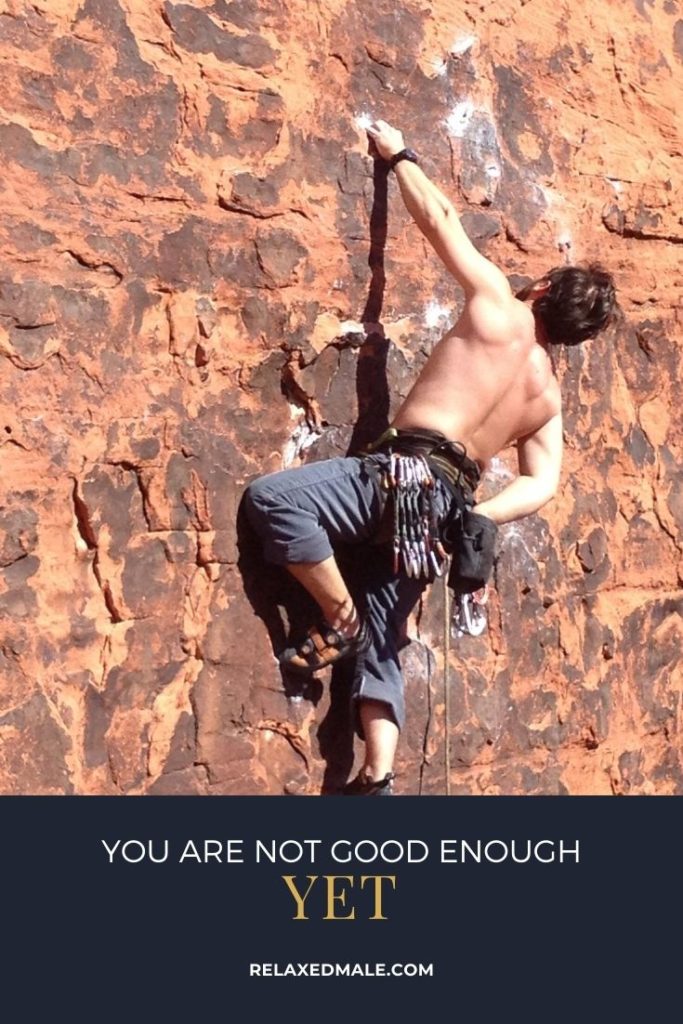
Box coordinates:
[0,0,681,795]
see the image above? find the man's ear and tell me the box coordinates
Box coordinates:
[516,279,551,301]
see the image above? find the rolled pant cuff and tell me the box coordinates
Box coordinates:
[352,684,403,740]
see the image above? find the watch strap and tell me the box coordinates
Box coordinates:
[388,148,419,170]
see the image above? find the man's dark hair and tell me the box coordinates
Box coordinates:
[525,263,619,346]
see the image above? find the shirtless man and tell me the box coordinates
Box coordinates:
[244,119,617,795]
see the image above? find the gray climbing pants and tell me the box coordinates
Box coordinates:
[243,452,454,737]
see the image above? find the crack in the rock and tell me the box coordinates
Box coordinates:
[181,469,211,531]
[72,478,97,550]
[607,34,630,109]
[11,320,57,330]
[651,486,681,550]
[61,249,124,283]
[217,197,283,219]
[75,360,106,392]
[199,72,276,96]
[104,459,155,531]
[1,436,31,452]
[161,292,176,362]
[139,36,179,60]
[0,548,28,570]
[602,216,683,244]
[98,633,112,690]
[277,330,371,431]
[107,746,121,790]
[254,720,310,772]
[179,83,194,139]
[159,4,174,32]
[280,352,322,430]
[503,221,531,253]
[98,576,123,623]
[124,190,191,206]
[621,226,683,245]
[329,50,349,71]
[71,477,123,623]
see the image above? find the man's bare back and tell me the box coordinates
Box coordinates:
[365,118,567,525]
[392,295,561,468]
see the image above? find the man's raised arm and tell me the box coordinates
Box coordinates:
[366,119,510,302]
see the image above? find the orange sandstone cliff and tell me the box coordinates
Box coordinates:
[0,0,681,794]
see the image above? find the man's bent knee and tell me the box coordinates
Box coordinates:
[243,476,271,515]
[243,477,334,566]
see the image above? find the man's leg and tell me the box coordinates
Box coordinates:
[243,455,385,647]
[286,558,360,639]
[245,454,451,790]
[344,543,429,791]
[358,699,399,779]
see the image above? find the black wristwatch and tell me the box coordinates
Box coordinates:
[388,148,419,171]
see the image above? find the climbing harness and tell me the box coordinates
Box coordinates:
[365,425,481,493]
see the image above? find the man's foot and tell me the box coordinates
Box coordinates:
[342,769,395,796]
[279,620,371,675]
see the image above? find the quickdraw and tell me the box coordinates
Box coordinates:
[451,586,489,637]
[381,453,446,580]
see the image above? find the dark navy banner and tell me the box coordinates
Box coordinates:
[1,797,679,1018]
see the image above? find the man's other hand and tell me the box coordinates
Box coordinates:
[366,119,405,161]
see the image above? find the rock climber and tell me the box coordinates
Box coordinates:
[243,118,618,795]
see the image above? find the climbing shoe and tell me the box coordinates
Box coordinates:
[342,770,395,796]
[278,619,371,675]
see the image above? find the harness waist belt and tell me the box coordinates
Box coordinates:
[363,427,481,493]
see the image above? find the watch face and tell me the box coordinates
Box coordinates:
[405,148,418,162]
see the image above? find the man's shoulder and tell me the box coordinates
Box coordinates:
[464,289,533,343]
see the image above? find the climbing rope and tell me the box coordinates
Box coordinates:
[443,570,451,797]
[443,581,490,795]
